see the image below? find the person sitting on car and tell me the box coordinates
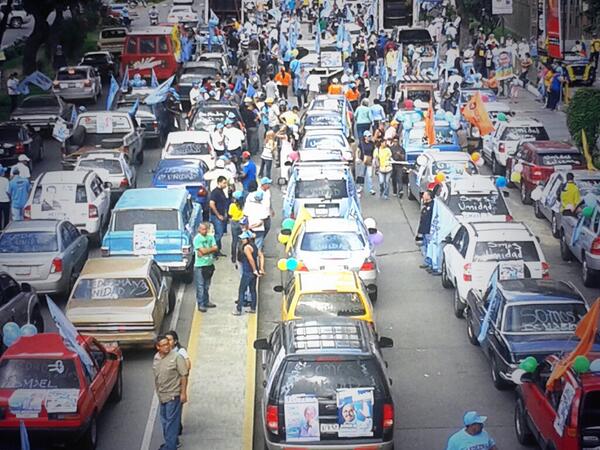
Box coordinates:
[560,172,581,216]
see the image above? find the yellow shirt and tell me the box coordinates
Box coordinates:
[374,146,393,173]
[280,111,299,126]
[228,202,244,222]
[561,182,581,212]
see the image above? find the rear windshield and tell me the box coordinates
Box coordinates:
[279,358,385,398]
[0,127,19,141]
[398,29,432,44]
[113,209,179,231]
[446,193,509,216]
[432,160,477,176]
[578,178,600,195]
[0,359,80,389]
[101,29,126,39]
[301,232,365,252]
[0,232,58,253]
[501,126,549,141]
[82,55,107,64]
[473,241,540,262]
[295,179,348,199]
[295,292,366,317]
[72,277,153,299]
[503,302,587,333]
[410,127,456,145]
[305,115,342,127]
[460,90,497,103]
[33,184,88,206]
[57,69,88,81]
[192,109,230,130]
[154,165,202,183]
[78,158,123,174]
[167,143,211,156]
[311,99,343,112]
[302,135,346,150]
[21,96,58,108]
[538,153,583,166]
[182,67,219,77]
[582,392,600,429]
[405,89,431,103]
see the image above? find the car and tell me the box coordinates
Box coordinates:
[395,79,437,105]
[298,130,353,163]
[97,26,128,55]
[0,3,31,28]
[178,63,222,108]
[481,118,550,175]
[401,120,461,163]
[196,52,231,76]
[514,352,600,449]
[52,66,102,103]
[0,333,122,447]
[101,188,201,282]
[0,220,88,297]
[62,111,145,169]
[506,141,585,204]
[465,274,591,389]
[25,170,111,246]
[283,162,358,219]
[457,87,498,110]
[407,150,478,201]
[441,221,549,318]
[465,101,512,148]
[532,170,600,237]
[393,26,433,45]
[306,94,354,130]
[189,103,244,133]
[161,131,215,169]
[0,122,44,165]
[440,175,512,222]
[285,216,378,301]
[113,97,162,145]
[300,109,351,140]
[79,51,117,81]
[151,159,208,211]
[166,5,199,24]
[0,273,44,348]
[254,318,395,450]
[74,151,137,202]
[66,256,174,345]
[563,51,597,86]
[10,94,74,133]
[121,26,178,81]
[276,271,375,323]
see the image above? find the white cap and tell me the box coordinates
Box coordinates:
[18,155,30,162]
[364,218,377,229]
[215,159,225,168]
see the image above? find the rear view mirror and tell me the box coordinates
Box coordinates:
[378,336,394,348]
[21,282,32,292]
[253,338,271,351]
[273,285,284,293]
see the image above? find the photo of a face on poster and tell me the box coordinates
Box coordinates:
[336,387,374,438]
[284,394,320,442]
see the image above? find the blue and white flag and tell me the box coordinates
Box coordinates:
[478,268,500,343]
[129,98,140,117]
[267,8,282,23]
[69,105,78,124]
[366,1,375,34]
[345,196,362,223]
[315,19,321,54]
[344,4,355,22]
[343,28,353,53]
[289,20,299,49]
[120,69,129,93]
[426,199,459,272]
[106,74,119,110]
[321,0,332,18]
[144,74,176,105]
[571,215,585,247]
[26,71,53,91]
[17,79,30,95]
[20,421,30,450]
[377,65,388,99]
[280,31,288,56]
[151,68,159,88]
[336,21,345,50]
[208,9,219,52]
[433,41,441,73]
[396,44,404,81]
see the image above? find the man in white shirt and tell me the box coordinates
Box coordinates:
[223,119,245,162]
[211,123,226,156]
[203,158,235,195]
[6,73,19,112]
[0,166,9,229]
[12,155,30,179]
[243,190,266,249]
[189,82,201,108]
[306,71,321,103]
[264,76,279,100]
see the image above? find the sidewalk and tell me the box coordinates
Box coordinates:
[182,234,258,450]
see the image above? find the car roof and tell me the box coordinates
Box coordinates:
[282,319,372,355]
[426,151,470,162]
[80,256,153,278]
[83,51,111,57]
[199,52,224,59]
[127,26,173,35]
[466,221,533,239]
[304,109,341,117]
[4,219,60,233]
[79,151,123,160]
[58,65,93,72]
[297,271,360,292]
[1,333,76,359]
[166,131,211,144]
[498,279,583,303]
[38,170,93,184]
[410,120,450,129]
[449,175,497,193]
[115,187,188,209]
[156,158,203,170]
[78,111,131,120]
[523,141,578,152]
[303,218,358,233]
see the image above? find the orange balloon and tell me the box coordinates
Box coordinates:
[434,172,446,183]
[471,152,481,162]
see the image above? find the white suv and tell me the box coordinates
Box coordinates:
[25,171,111,246]
[481,119,549,175]
[441,221,549,318]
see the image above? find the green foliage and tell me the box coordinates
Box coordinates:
[58,18,86,60]
[567,88,600,163]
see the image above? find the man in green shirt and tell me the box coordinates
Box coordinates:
[193,222,218,312]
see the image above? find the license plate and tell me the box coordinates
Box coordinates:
[320,423,339,433]
[69,83,77,88]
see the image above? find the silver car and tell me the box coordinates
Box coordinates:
[74,151,137,202]
[0,220,89,297]
[52,66,102,102]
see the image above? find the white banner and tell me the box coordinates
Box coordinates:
[492,0,513,15]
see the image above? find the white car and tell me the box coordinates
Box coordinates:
[166,5,199,24]
[25,171,111,246]
[74,151,136,201]
[298,130,353,162]
[0,5,31,28]
[52,66,103,102]
[161,131,215,170]
[481,118,549,175]
[197,52,231,76]
[441,221,549,318]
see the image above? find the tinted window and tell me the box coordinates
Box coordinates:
[140,37,156,54]
[300,232,365,251]
[192,110,229,129]
[432,160,477,176]
[113,209,179,231]
[538,153,584,166]
[78,158,123,174]
[60,225,73,248]
[446,193,509,216]
[501,126,550,141]
[1,274,21,300]
[0,127,19,141]
[460,90,497,104]
[21,96,58,108]
[0,231,58,253]
[158,36,169,53]
[0,359,80,389]
[154,165,203,183]
[398,29,432,44]
[305,115,342,127]
[302,135,346,150]
[57,69,88,81]
[126,37,138,53]
[295,179,348,199]
[167,143,211,156]
[503,302,587,333]
[295,292,366,317]
[405,89,431,102]
[577,178,600,195]
[409,127,455,145]
[82,54,108,64]
[473,241,540,262]
[101,29,126,39]
[72,277,153,300]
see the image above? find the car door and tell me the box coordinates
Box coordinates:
[509,145,525,185]
[86,340,110,408]
[59,222,77,278]
[445,226,468,284]
[91,176,110,225]
[65,221,88,274]
[575,208,598,259]
[482,126,500,160]
[0,273,27,325]
[469,284,493,340]
[281,278,296,320]
[543,173,564,212]
[150,262,168,321]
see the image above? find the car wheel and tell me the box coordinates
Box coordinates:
[368,289,378,304]
[582,256,598,287]
[168,288,176,314]
[491,155,503,176]
[407,186,416,201]
[79,414,98,450]
[520,182,532,205]
[534,201,544,219]
[466,312,479,346]
[9,17,22,28]
[136,150,144,165]
[453,288,465,319]
[551,213,560,238]
[441,259,452,289]
[515,398,535,445]
[560,232,573,261]
[109,367,123,403]
[490,355,511,390]
[30,307,44,333]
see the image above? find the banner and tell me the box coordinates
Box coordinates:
[144,75,176,105]
[315,19,321,54]
[462,92,495,136]
[52,118,69,143]
[495,50,514,80]
[426,199,459,271]
[20,421,30,450]
[336,388,374,438]
[26,71,53,91]
[151,68,159,88]
[546,0,562,58]
[120,69,129,93]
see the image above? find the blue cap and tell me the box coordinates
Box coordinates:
[260,177,272,185]
[232,190,244,200]
[463,411,487,426]
[253,191,264,201]
[216,123,224,129]
[239,230,255,239]
[224,118,234,125]
[240,216,249,225]
[227,112,236,119]
[192,81,199,87]
[0,165,7,175]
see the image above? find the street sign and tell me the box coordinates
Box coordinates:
[492,0,513,15]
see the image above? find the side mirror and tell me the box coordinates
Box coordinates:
[273,285,284,293]
[21,282,32,292]
[444,235,453,244]
[378,336,394,348]
[503,191,510,198]
[253,338,271,351]
[103,181,111,189]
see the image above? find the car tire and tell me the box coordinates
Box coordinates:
[515,398,535,446]
[453,288,465,319]
[560,232,573,261]
[407,186,416,201]
[520,182,532,205]
[168,288,176,314]
[491,155,503,176]
[368,289,378,304]
[490,354,511,390]
[79,414,98,450]
[136,150,144,165]
[441,259,452,289]
[582,256,598,287]
[551,213,560,238]
[9,17,22,28]
[466,312,479,346]
[30,307,44,333]
[109,368,123,403]
[534,201,544,219]
[181,266,194,284]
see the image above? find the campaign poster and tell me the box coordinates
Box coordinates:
[133,224,157,255]
[495,50,514,81]
[320,51,343,68]
[284,394,320,442]
[499,260,525,280]
[546,0,562,58]
[336,387,374,438]
[96,114,114,134]
[554,382,576,436]
[45,389,79,413]
[9,390,46,418]
[492,0,513,15]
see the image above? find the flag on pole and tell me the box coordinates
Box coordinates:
[582,129,596,170]
[425,101,436,146]
[106,75,119,110]
[315,18,321,54]
[128,98,140,118]
[336,20,345,50]
[151,68,159,88]
[462,92,494,136]
[144,75,176,105]
[396,44,404,81]
[120,69,129,93]
[20,421,30,450]
[69,105,78,124]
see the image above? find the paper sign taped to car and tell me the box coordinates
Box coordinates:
[9,390,46,418]
[45,389,79,413]
[336,387,374,438]
[284,394,321,442]
[133,223,157,255]
[554,382,576,436]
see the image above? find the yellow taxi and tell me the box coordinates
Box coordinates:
[277,270,374,323]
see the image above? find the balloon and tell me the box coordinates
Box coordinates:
[496,176,507,188]
[278,233,290,245]
[450,120,460,131]
[20,324,38,337]
[497,112,507,122]
[277,258,288,271]
[590,358,600,372]
[434,172,446,184]
[286,258,298,271]
[416,155,428,166]
[2,322,20,347]
[282,218,295,230]
[583,206,595,218]
[510,171,522,184]
[519,356,538,373]
[475,158,485,167]
[435,110,446,120]
[369,231,384,246]
[289,151,299,162]
[471,152,481,162]
[514,163,524,173]
[573,355,591,374]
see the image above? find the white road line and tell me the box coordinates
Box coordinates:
[140,282,186,450]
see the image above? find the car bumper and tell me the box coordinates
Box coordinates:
[73,327,158,347]
[159,257,192,272]
[0,421,89,443]
[54,88,96,100]
[585,252,600,271]
[76,220,101,236]
[23,275,69,295]
[266,440,394,450]
[98,44,124,54]
[10,117,58,130]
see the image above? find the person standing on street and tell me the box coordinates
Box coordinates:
[0,166,10,229]
[373,140,393,199]
[560,172,581,216]
[8,168,30,221]
[239,151,258,193]
[228,191,245,265]
[6,73,19,112]
[389,137,405,198]
[233,231,263,315]
[296,65,309,108]
[193,222,217,312]
[355,99,373,143]
[417,190,434,272]
[306,70,321,102]
[359,131,375,195]
[153,335,189,450]
[446,411,497,450]
[208,176,229,256]
[240,98,260,155]
[274,67,292,99]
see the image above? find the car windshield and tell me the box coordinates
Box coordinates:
[311,99,343,112]
[446,193,509,216]
[154,165,203,184]
[82,54,108,63]
[302,135,345,150]
[113,209,179,231]
[405,89,431,102]
[0,358,80,389]
[503,302,587,333]
[192,109,230,130]
[72,277,153,299]
[57,69,88,81]
[181,67,219,77]
[473,241,540,262]
[501,126,549,141]
[301,232,365,251]
[432,160,477,176]
[408,127,455,145]
[305,114,342,127]
[295,292,366,317]
[78,158,123,174]
[538,153,584,166]
[101,29,126,39]
[0,232,58,253]
[21,96,58,108]
[0,127,19,141]
[167,142,211,156]
[279,358,384,398]
[295,179,348,199]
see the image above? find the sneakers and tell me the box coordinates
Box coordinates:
[206,302,217,308]
[370,190,376,195]
[232,308,241,316]
[197,306,207,312]
[419,264,429,269]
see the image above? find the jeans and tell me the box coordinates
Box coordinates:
[356,61,366,77]
[259,158,272,178]
[364,165,374,193]
[194,266,211,307]
[368,61,376,77]
[0,202,10,228]
[11,206,23,221]
[296,88,307,107]
[421,233,432,267]
[210,215,226,251]
[277,85,288,99]
[237,272,257,311]
[392,165,404,196]
[547,89,560,110]
[230,221,242,264]
[378,171,391,197]
[159,397,182,450]
[356,123,371,141]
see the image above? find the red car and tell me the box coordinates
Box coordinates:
[515,353,600,449]
[0,333,122,449]
[506,141,585,205]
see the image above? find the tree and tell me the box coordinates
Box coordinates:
[0,0,14,50]
[585,0,600,34]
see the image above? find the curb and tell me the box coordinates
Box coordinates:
[242,279,259,449]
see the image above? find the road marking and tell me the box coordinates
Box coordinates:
[242,296,259,449]
[139,283,186,450]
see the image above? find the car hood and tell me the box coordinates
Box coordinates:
[67,297,156,323]
[12,106,59,116]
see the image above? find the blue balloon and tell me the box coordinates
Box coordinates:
[2,322,19,337]
[286,258,299,271]
[411,112,422,122]
[496,176,508,188]
[21,323,38,337]
[435,110,446,120]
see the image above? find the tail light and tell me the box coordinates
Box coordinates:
[53,81,61,89]
[15,142,25,154]
[182,244,191,255]
[463,263,472,282]
[197,186,207,197]
[266,404,279,435]
[23,205,31,220]
[152,121,158,130]
[592,237,600,255]
[84,80,92,87]
[542,261,550,279]
[50,257,63,274]
[505,215,513,222]
[88,204,98,218]
[101,247,110,257]
[498,143,506,153]
[123,145,129,154]
[383,403,394,430]
[566,426,578,438]
[360,259,375,271]
[530,167,544,181]
[120,178,129,188]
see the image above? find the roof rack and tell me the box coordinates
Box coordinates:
[289,321,365,353]
[468,221,534,238]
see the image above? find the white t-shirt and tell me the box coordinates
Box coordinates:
[307,74,321,93]
[6,78,18,96]
[243,197,265,231]
[12,163,30,179]
[0,177,9,202]
[211,130,225,151]
[224,127,245,150]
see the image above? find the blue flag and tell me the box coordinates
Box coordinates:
[144,75,176,105]
[315,19,321,54]
[345,5,354,22]
[151,68,159,88]
[70,105,78,124]
[343,28,353,53]
[366,1,375,34]
[129,98,140,117]
[336,21,345,50]
[20,421,30,450]
[120,69,129,93]
[26,71,53,91]
[478,269,500,343]
[426,199,458,272]
[321,0,331,18]
[208,9,219,52]
[267,8,282,23]
[106,74,119,110]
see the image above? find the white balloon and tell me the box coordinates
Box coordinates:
[416,155,427,166]
[514,163,524,173]
[475,158,485,167]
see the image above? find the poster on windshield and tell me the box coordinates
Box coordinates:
[96,114,114,134]
[45,389,79,413]
[284,394,321,442]
[336,387,374,438]
[498,260,525,280]
[320,51,342,68]
[9,390,46,418]
[40,184,74,218]
[133,224,157,255]
[52,118,69,143]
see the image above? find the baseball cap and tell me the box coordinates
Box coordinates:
[18,155,30,162]
[253,191,264,201]
[232,190,244,200]
[242,151,251,159]
[363,130,372,137]
[227,112,236,119]
[216,123,224,129]
[463,411,487,426]
[215,159,225,168]
[265,97,274,104]
[260,177,272,185]
[239,230,255,239]
[224,118,234,125]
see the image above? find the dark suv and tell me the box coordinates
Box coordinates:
[254,319,395,450]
